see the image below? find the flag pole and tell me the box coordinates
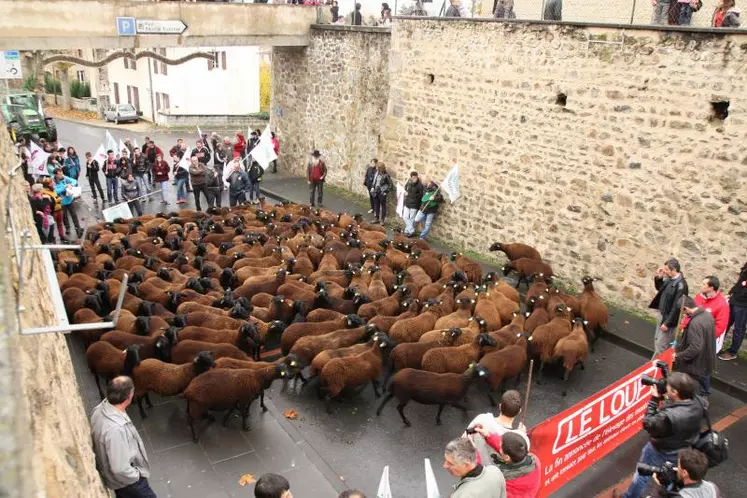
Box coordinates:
[418,185,441,214]
[520,359,534,427]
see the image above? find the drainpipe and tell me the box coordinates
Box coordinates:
[147,57,155,123]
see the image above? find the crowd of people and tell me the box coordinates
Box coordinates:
[17,129,280,243]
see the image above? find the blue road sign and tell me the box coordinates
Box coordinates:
[116,17,136,36]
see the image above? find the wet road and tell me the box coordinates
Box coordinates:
[57,119,746,498]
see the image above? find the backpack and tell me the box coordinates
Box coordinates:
[693,397,728,467]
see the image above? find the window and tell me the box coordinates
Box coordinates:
[76,70,85,83]
[77,49,83,58]
[162,93,170,110]
[132,87,140,111]
[160,48,167,75]
[207,51,227,71]
[113,82,120,104]
[126,85,132,104]
[124,57,128,69]
[153,58,158,75]
[131,57,137,70]
[155,92,161,110]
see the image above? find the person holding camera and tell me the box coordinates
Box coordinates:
[675,296,717,401]
[618,372,705,498]
[652,448,721,498]
[649,258,689,355]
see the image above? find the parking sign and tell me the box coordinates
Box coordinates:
[116,17,136,36]
[1,51,22,79]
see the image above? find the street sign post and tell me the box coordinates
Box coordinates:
[116,17,136,36]
[136,20,188,35]
[1,51,22,79]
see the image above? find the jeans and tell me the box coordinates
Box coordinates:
[229,192,245,207]
[89,175,104,200]
[248,181,260,202]
[135,174,151,195]
[693,374,711,397]
[176,177,187,201]
[193,185,207,211]
[309,181,324,206]
[53,210,64,238]
[403,207,418,235]
[372,192,388,221]
[127,199,143,217]
[727,303,747,355]
[271,159,277,173]
[414,211,436,239]
[158,181,169,203]
[368,191,376,212]
[651,1,670,24]
[654,316,674,356]
[678,3,693,25]
[106,177,119,202]
[622,442,679,498]
[62,203,81,231]
[208,187,221,208]
[114,477,157,498]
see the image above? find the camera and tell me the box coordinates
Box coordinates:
[640,360,670,396]
[637,461,678,488]
[465,427,478,435]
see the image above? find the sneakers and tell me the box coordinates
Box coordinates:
[372,218,380,224]
[718,352,737,361]
[367,209,373,214]
[161,200,169,205]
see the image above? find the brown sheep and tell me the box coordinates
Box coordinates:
[280,314,366,355]
[420,334,486,374]
[318,332,396,413]
[434,297,474,330]
[60,273,101,292]
[489,312,526,348]
[173,311,245,330]
[309,342,371,378]
[367,298,420,333]
[366,267,389,302]
[473,290,502,331]
[376,364,489,426]
[357,286,410,320]
[553,318,590,396]
[450,252,482,284]
[289,324,379,365]
[524,299,550,334]
[85,342,141,398]
[388,298,449,343]
[306,308,345,322]
[487,287,521,325]
[170,340,251,365]
[502,259,554,289]
[489,242,542,261]
[550,287,582,317]
[385,328,463,385]
[131,351,216,418]
[176,323,261,360]
[62,287,105,318]
[408,251,442,282]
[184,363,290,442]
[529,304,573,380]
[525,280,550,310]
[478,334,529,406]
[579,276,609,351]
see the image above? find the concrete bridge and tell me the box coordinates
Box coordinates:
[0,1,321,50]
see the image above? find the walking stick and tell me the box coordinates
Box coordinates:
[418,186,441,214]
[520,359,534,427]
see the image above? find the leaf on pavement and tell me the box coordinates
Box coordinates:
[239,474,256,486]
[283,409,298,420]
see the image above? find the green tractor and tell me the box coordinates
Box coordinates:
[1,92,57,143]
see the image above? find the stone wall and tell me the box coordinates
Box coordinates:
[272,20,747,310]
[0,131,108,498]
[271,25,390,194]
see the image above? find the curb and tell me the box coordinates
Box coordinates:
[259,185,747,403]
[263,395,349,493]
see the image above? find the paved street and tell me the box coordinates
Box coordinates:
[56,119,746,498]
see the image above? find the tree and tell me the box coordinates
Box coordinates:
[259,61,271,113]
[56,62,73,110]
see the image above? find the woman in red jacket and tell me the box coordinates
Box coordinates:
[472,426,541,498]
[234,132,247,162]
[152,154,171,204]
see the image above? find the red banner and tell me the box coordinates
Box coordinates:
[529,349,674,498]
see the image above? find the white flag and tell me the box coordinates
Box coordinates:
[441,163,461,203]
[222,158,238,188]
[248,125,278,170]
[376,466,392,498]
[105,130,118,153]
[132,138,139,149]
[396,182,406,219]
[93,143,107,165]
[176,153,191,172]
[425,458,441,498]
[118,138,127,156]
[102,202,134,222]
[28,141,50,176]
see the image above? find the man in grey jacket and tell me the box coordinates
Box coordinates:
[443,437,506,498]
[91,376,155,497]
[676,296,716,399]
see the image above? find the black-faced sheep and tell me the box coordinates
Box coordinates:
[579,276,609,351]
[176,323,261,360]
[529,304,573,380]
[170,339,251,365]
[553,317,590,396]
[489,242,542,261]
[478,334,530,406]
[502,259,554,289]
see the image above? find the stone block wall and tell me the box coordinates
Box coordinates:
[271,25,390,196]
[381,20,747,305]
[0,131,108,498]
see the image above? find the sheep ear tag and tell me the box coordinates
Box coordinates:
[290,361,297,367]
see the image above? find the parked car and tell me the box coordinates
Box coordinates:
[105,104,140,124]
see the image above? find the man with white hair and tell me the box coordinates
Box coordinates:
[443,437,506,497]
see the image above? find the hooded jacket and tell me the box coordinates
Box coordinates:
[233,134,246,156]
[53,175,78,206]
[63,155,81,179]
[728,263,747,307]
[713,6,741,27]
[681,291,729,338]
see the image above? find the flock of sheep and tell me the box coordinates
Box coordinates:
[58,201,609,441]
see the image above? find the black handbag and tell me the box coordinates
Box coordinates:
[693,397,728,467]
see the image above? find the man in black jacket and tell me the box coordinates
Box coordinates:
[676,296,716,399]
[363,159,378,214]
[403,171,424,237]
[719,261,747,362]
[620,372,704,498]
[649,258,689,355]
[653,448,721,498]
